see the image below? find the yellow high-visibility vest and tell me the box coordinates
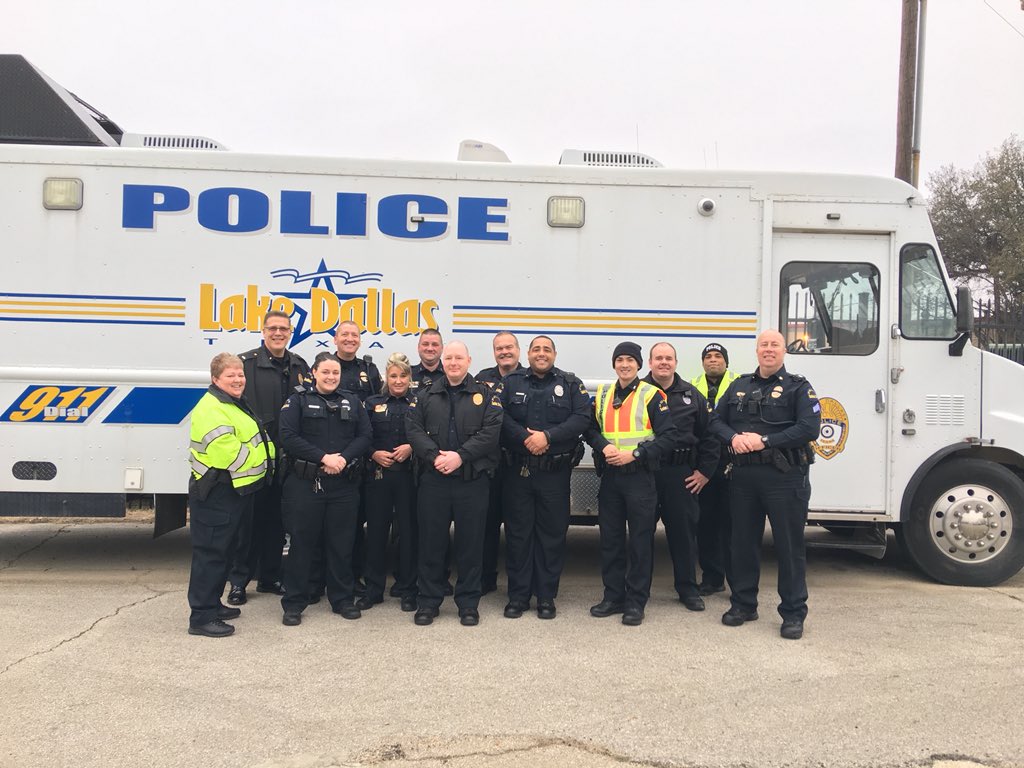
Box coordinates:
[594,380,658,451]
[189,391,274,493]
[691,370,740,405]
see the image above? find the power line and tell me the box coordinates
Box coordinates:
[983,0,1024,41]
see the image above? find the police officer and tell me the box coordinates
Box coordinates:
[411,328,444,395]
[407,340,502,626]
[360,352,418,613]
[691,342,740,596]
[500,335,590,619]
[643,342,720,612]
[709,329,821,640]
[332,319,382,593]
[585,341,678,626]
[186,353,273,637]
[226,310,310,606]
[278,352,372,626]
[475,331,526,594]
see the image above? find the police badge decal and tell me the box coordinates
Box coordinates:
[812,397,850,460]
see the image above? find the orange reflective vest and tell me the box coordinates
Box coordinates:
[594,380,658,451]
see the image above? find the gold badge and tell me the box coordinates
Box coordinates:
[812,397,850,461]
[473,393,484,406]
[374,404,387,413]
[359,372,368,383]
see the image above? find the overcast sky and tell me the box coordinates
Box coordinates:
[5,1,1023,191]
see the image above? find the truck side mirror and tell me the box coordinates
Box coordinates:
[955,285,974,334]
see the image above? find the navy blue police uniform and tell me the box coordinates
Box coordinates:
[641,372,720,607]
[475,363,525,592]
[362,389,418,609]
[695,372,735,594]
[278,384,371,619]
[406,373,502,623]
[227,345,310,602]
[410,362,443,396]
[709,365,821,628]
[499,366,591,616]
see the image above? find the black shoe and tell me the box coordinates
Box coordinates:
[188,619,235,638]
[217,605,241,620]
[355,596,383,611]
[504,600,528,619]
[400,595,418,612]
[781,619,804,640]
[307,592,321,605]
[226,585,247,605]
[459,607,480,626]
[622,606,644,626]
[333,603,362,620]
[698,582,725,596]
[681,595,706,612]
[537,599,556,620]
[590,600,625,618]
[443,581,454,596]
[722,606,759,626]
[354,578,367,597]
[282,612,301,626]
[481,579,498,596]
[256,581,285,595]
[414,607,439,625]
[389,584,402,598]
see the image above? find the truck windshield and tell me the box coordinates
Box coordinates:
[780,261,880,355]
[899,244,957,339]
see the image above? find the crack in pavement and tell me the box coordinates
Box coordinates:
[0,588,170,678]
[353,736,679,767]
[0,525,69,572]
[989,588,1023,604]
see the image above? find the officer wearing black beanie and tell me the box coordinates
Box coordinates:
[584,340,678,626]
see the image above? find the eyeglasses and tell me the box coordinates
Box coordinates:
[264,326,292,334]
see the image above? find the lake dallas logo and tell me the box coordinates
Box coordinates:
[198,260,438,345]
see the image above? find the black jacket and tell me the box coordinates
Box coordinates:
[410,362,443,396]
[475,363,525,388]
[642,372,720,477]
[278,387,372,466]
[334,353,383,400]
[239,346,311,441]
[500,367,590,457]
[709,366,821,450]
[406,374,503,475]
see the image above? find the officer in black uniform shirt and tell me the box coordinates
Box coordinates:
[410,328,443,396]
[227,310,311,605]
[643,342,720,612]
[360,352,418,613]
[278,352,372,626]
[709,329,821,640]
[584,341,678,626]
[474,331,526,594]
[499,335,590,620]
[407,340,502,626]
[332,318,382,593]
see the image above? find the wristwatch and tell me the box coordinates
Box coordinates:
[760,434,770,448]
[632,448,643,460]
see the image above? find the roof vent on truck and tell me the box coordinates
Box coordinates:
[120,133,227,150]
[559,149,663,168]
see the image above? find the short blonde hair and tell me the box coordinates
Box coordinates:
[210,352,243,379]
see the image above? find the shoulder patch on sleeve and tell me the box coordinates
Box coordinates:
[658,397,669,412]
[491,395,503,409]
[806,388,817,400]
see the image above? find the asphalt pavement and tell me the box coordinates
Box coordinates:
[1,520,1022,768]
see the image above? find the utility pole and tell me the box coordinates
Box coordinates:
[894,0,919,184]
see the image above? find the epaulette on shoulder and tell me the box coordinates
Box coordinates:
[789,373,806,382]
[239,349,258,361]
[293,385,307,394]
[558,369,579,383]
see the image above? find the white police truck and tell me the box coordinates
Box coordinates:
[2,55,1022,586]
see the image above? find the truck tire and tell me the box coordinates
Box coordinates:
[897,458,1024,586]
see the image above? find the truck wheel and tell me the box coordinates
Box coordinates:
[897,458,1024,586]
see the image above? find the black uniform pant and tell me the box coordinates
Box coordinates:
[502,464,571,602]
[187,483,253,627]
[363,467,418,600]
[227,481,285,588]
[729,464,810,621]
[280,474,360,614]
[597,469,658,609]
[417,472,488,611]
[697,475,732,589]
[654,464,701,599]
[481,464,505,587]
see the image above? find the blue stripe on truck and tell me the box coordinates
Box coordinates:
[102,387,206,425]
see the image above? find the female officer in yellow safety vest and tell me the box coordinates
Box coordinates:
[186,352,273,638]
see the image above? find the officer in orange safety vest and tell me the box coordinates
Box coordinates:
[584,341,678,626]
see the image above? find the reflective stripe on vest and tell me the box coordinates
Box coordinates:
[691,370,740,403]
[595,381,657,451]
[188,392,273,491]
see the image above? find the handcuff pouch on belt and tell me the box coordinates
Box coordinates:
[729,446,812,472]
[667,447,693,466]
